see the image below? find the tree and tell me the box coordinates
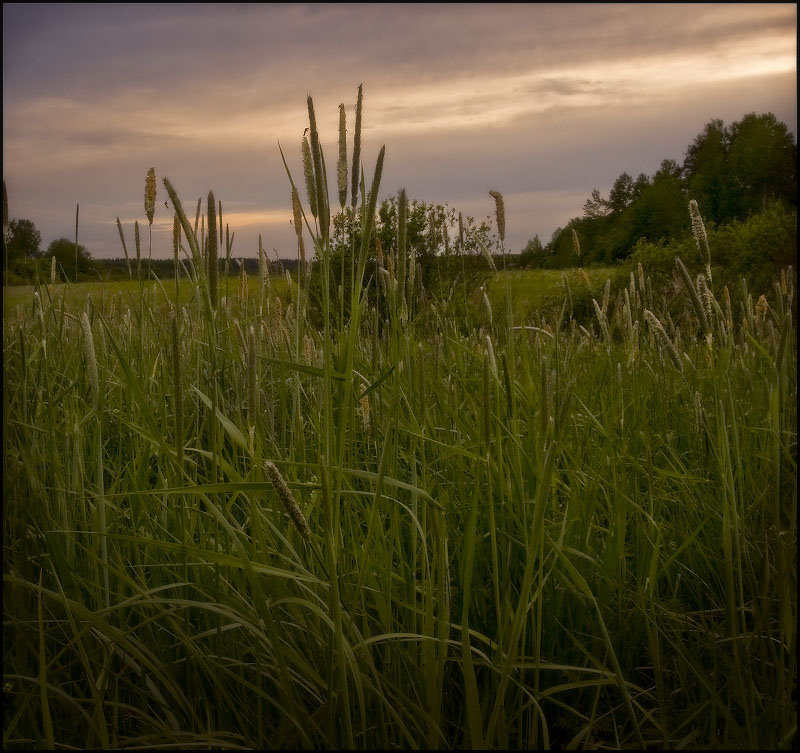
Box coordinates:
[683,118,733,223]
[608,172,636,213]
[583,189,609,219]
[5,218,42,266]
[726,112,797,215]
[47,237,99,281]
[630,168,687,243]
[632,173,650,201]
[520,234,543,264]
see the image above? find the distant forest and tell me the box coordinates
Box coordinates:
[3,111,796,285]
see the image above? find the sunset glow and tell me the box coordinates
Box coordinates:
[3,3,796,259]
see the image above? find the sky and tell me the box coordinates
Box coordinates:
[2,3,797,260]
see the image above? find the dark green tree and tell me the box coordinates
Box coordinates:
[630,166,687,243]
[519,234,544,266]
[726,112,797,215]
[583,189,609,219]
[47,237,99,281]
[608,172,636,213]
[5,218,42,265]
[683,118,733,223]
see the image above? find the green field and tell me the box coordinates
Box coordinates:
[3,108,797,749]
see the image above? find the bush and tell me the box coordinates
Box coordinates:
[628,201,797,313]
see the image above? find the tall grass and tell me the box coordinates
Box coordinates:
[3,90,796,750]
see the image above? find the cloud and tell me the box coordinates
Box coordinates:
[2,3,795,257]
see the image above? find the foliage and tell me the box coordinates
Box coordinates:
[524,112,797,268]
[306,196,496,329]
[4,217,42,267]
[628,200,797,310]
[47,237,103,282]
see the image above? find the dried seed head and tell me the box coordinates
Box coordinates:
[306,95,330,241]
[115,217,132,278]
[675,257,709,336]
[696,273,713,326]
[356,394,371,434]
[291,186,306,267]
[601,278,611,314]
[50,255,57,284]
[482,286,493,325]
[689,199,711,267]
[571,228,581,263]
[207,191,218,308]
[723,285,734,335]
[301,136,318,219]
[397,188,408,292]
[144,167,156,226]
[173,215,181,264]
[644,309,683,372]
[485,333,498,379]
[264,460,311,540]
[478,238,497,274]
[592,298,610,344]
[350,84,363,208]
[302,333,315,366]
[488,190,505,244]
[34,291,45,330]
[337,103,347,209]
[755,294,769,320]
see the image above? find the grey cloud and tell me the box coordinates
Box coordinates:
[2,3,795,259]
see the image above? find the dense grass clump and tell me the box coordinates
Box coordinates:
[3,94,797,750]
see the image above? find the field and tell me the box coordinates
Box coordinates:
[3,106,797,749]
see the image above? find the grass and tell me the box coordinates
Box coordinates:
[3,92,797,750]
[487,264,621,324]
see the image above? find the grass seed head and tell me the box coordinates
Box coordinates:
[264,460,311,540]
[675,257,709,336]
[291,186,306,268]
[207,191,218,308]
[488,190,505,244]
[351,84,363,208]
[644,309,683,372]
[482,286,493,325]
[479,238,497,274]
[172,215,181,263]
[337,103,348,209]
[689,199,711,280]
[301,136,318,219]
[145,167,156,226]
[115,217,132,278]
[572,228,581,264]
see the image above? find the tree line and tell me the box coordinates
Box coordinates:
[528,112,796,267]
[3,111,795,285]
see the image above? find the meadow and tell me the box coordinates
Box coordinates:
[3,95,797,750]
